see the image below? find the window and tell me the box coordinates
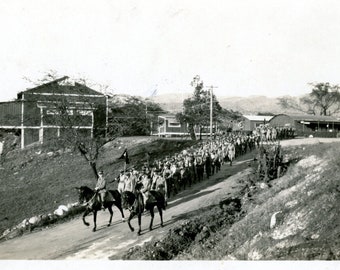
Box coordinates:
[169,122,181,127]
[46,109,60,115]
[77,110,92,116]
[46,109,74,115]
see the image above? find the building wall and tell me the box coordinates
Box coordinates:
[158,116,188,136]
[0,102,21,127]
[24,128,39,146]
[165,119,187,133]
[23,101,40,126]
[234,119,266,131]
[0,83,107,148]
[269,115,296,129]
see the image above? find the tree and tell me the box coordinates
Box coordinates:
[108,95,165,136]
[277,96,312,114]
[176,76,223,140]
[278,82,340,116]
[307,82,340,116]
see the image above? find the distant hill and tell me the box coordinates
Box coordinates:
[150,93,303,115]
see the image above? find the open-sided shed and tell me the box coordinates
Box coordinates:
[269,114,340,137]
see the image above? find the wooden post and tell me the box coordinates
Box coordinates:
[21,98,25,149]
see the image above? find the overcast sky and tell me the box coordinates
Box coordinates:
[1,0,340,102]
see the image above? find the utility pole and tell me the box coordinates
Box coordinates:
[207,85,218,139]
[145,103,148,126]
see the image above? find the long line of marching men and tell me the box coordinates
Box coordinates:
[113,132,264,204]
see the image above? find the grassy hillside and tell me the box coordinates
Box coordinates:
[0,137,196,235]
[122,142,340,260]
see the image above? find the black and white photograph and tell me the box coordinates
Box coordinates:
[0,0,339,269]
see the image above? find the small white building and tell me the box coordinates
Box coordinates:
[233,115,274,131]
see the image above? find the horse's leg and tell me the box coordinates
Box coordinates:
[92,211,97,232]
[127,212,135,232]
[157,205,164,227]
[82,209,90,227]
[107,206,113,227]
[137,212,142,235]
[114,202,125,222]
[149,207,155,231]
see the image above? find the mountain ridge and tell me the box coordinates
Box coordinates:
[149,93,303,114]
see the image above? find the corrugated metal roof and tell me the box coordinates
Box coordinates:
[243,115,274,121]
[273,114,340,122]
[18,77,104,97]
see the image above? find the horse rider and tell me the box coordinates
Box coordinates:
[95,170,106,210]
[117,170,127,194]
[139,170,153,203]
[151,169,168,204]
[124,169,136,194]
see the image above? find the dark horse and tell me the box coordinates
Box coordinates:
[76,186,125,232]
[121,183,166,235]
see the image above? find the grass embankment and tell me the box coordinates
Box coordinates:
[0,137,196,235]
[122,142,340,260]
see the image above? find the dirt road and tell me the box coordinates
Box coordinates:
[0,157,255,259]
[0,137,338,260]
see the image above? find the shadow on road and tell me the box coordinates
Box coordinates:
[166,188,221,209]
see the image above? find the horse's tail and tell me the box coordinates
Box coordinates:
[135,192,145,213]
[149,190,166,210]
[109,189,121,203]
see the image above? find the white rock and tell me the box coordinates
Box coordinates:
[311,234,320,239]
[58,205,69,212]
[270,211,282,229]
[259,182,269,189]
[29,216,41,225]
[19,219,29,228]
[2,229,11,236]
[67,203,73,209]
[54,208,64,216]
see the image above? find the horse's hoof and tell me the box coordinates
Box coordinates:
[84,223,90,227]
[92,228,96,232]
[149,227,153,231]
[122,218,126,222]
[130,228,135,232]
[161,224,164,227]
[137,231,141,236]
[107,224,111,227]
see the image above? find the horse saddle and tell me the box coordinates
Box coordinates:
[92,191,115,204]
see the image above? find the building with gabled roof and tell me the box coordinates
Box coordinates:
[269,113,340,137]
[0,76,108,148]
[233,115,274,131]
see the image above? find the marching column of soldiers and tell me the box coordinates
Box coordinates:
[114,132,266,204]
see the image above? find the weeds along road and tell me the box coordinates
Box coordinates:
[0,137,338,259]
